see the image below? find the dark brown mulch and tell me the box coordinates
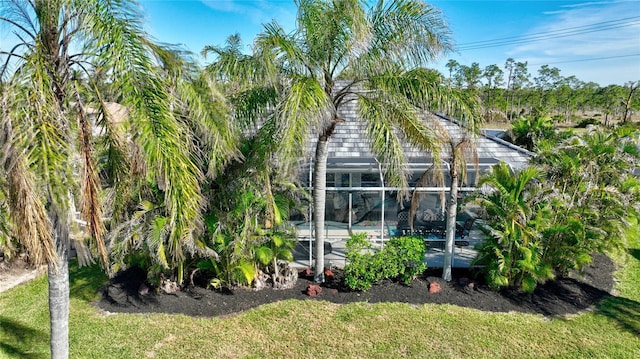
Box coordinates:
[97,253,615,318]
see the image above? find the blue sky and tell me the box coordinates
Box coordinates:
[139,0,640,86]
[0,1,633,86]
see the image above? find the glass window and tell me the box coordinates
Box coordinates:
[361,173,380,187]
[326,173,336,187]
[341,173,350,187]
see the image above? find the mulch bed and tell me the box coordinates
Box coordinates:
[97,253,615,318]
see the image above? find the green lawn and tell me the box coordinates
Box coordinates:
[1,233,639,358]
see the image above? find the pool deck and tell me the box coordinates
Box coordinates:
[291,221,484,269]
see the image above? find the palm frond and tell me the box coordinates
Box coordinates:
[278,77,331,162]
[365,0,452,70]
[73,81,108,268]
[85,1,205,268]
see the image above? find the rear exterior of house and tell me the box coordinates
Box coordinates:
[289,105,533,253]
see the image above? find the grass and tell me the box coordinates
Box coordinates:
[1,231,639,358]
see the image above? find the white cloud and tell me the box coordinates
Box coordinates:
[199,0,296,28]
[508,0,640,84]
[513,2,639,55]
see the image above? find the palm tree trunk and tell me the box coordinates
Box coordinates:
[48,243,69,359]
[313,137,330,283]
[442,163,458,281]
[46,200,71,359]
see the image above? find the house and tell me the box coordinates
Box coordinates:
[289,103,533,267]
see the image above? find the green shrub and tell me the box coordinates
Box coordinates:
[343,233,377,290]
[344,233,427,291]
[386,236,428,284]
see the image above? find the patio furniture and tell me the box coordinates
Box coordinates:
[455,218,475,239]
[396,210,414,236]
[423,220,446,237]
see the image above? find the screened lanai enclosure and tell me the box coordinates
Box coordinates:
[290,157,493,239]
[288,112,533,267]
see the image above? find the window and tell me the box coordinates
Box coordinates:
[326,173,336,187]
[341,173,350,187]
[361,173,380,187]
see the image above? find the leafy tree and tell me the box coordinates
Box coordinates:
[504,59,530,121]
[0,1,206,357]
[533,65,562,113]
[251,0,477,282]
[455,62,482,90]
[482,64,505,121]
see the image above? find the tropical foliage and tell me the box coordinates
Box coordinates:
[475,125,640,292]
[0,1,219,357]
[472,162,554,292]
[535,126,640,275]
[197,33,305,289]
[508,115,555,151]
[106,48,239,285]
[344,233,427,291]
[201,150,303,288]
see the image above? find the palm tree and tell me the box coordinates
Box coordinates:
[534,126,640,274]
[446,59,459,88]
[200,34,303,288]
[107,45,239,284]
[509,115,555,151]
[254,0,476,282]
[441,128,478,281]
[473,162,553,292]
[0,1,205,357]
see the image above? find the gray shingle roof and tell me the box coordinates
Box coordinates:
[303,108,532,170]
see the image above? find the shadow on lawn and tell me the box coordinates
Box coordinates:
[0,317,47,359]
[68,261,108,302]
[629,248,640,262]
[597,295,640,336]
[499,275,640,336]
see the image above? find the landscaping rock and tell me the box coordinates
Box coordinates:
[306,284,323,297]
[299,268,313,277]
[161,279,180,294]
[428,282,441,294]
[467,281,475,290]
[324,267,334,279]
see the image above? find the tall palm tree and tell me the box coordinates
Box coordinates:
[254,0,476,282]
[0,1,205,357]
[107,45,239,284]
[441,127,479,282]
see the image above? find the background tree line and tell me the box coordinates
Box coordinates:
[445,58,639,125]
